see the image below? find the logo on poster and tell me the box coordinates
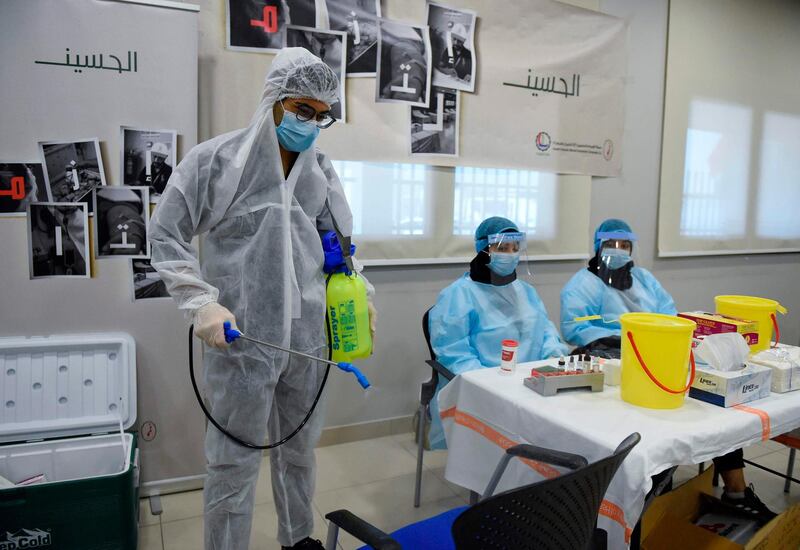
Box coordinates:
[603,139,614,161]
[0,529,52,549]
[535,132,551,152]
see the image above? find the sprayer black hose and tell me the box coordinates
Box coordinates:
[189,324,331,450]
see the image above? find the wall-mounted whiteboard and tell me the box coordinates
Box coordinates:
[0,0,203,494]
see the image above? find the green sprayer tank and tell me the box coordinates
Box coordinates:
[326,272,372,362]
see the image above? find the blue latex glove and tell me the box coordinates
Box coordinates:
[322,230,356,275]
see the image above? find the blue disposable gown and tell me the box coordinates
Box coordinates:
[560,267,677,347]
[427,274,568,449]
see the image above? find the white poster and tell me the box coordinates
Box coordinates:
[427,2,477,93]
[316,0,626,176]
[410,86,459,157]
[496,1,627,176]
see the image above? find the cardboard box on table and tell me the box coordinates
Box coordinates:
[679,312,760,347]
[642,468,800,549]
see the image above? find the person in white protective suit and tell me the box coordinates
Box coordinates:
[148,48,376,550]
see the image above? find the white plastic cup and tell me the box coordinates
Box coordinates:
[500,339,519,375]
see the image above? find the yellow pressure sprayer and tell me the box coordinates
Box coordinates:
[323,231,373,362]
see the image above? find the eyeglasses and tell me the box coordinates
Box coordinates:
[283,101,337,129]
[601,240,633,253]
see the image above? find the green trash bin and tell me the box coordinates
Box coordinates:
[0,333,140,550]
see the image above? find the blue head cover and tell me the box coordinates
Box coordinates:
[474,216,518,252]
[594,218,636,252]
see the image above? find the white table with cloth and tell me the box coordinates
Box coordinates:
[438,360,800,549]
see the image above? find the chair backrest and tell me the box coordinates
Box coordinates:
[451,433,641,550]
[422,307,436,361]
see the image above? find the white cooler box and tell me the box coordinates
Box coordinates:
[0,333,139,550]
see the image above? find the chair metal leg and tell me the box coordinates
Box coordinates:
[325,522,339,550]
[785,448,796,494]
[414,403,427,508]
[481,454,513,500]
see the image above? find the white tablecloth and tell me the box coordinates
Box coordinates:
[438,360,800,549]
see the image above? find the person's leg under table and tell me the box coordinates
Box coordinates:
[716,449,777,523]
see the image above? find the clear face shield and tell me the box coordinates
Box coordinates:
[596,230,638,291]
[486,231,529,282]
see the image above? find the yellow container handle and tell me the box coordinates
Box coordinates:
[626,331,696,394]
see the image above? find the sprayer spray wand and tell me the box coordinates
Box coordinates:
[223,321,370,389]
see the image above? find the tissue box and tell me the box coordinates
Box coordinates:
[689,363,771,407]
[749,345,800,393]
[679,312,759,346]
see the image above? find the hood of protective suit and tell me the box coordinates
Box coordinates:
[260,47,340,112]
[176,48,344,233]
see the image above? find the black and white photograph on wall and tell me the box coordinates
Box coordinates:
[227,0,288,53]
[38,138,106,214]
[26,202,89,279]
[286,26,347,121]
[410,86,459,157]
[131,258,170,301]
[427,2,477,92]
[93,186,150,259]
[0,163,45,216]
[120,126,177,202]
[325,0,381,77]
[376,19,432,107]
[286,0,316,27]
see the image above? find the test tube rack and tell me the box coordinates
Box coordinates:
[523,359,604,396]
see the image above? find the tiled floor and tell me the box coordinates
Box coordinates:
[139,434,800,550]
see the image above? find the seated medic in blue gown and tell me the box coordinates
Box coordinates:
[560,218,676,353]
[560,218,776,523]
[425,216,568,449]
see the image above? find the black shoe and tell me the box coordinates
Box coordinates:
[721,484,778,524]
[281,537,325,550]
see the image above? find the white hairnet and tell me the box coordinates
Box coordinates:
[262,47,340,106]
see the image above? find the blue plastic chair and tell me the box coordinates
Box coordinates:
[324,433,641,550]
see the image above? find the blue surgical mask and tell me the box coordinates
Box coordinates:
[602,248,632,270]
[488,252,520,276]
[276,109,320,152]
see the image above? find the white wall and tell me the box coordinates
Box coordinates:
[320,0,800,428]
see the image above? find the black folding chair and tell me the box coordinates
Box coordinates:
[324,433,642,550]
[414,308,456,507]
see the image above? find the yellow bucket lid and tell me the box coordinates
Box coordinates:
[715,295,787,314]
[620,312,696,332]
